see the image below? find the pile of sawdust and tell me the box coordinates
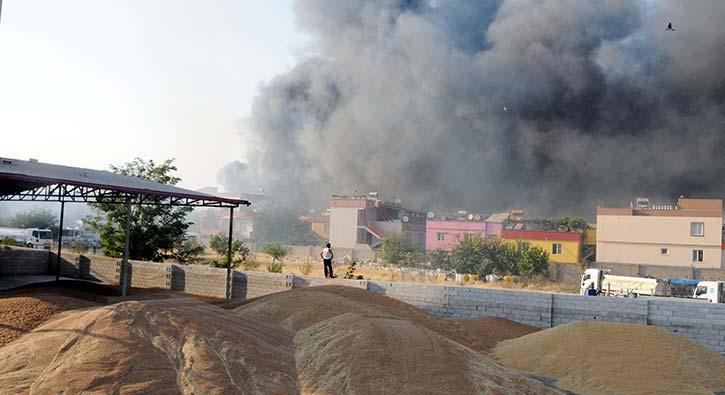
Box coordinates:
[494,321,725,394]
[0,292,99,346]
[0,298,298,394]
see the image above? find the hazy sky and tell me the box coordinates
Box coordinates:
[0,0,307,190]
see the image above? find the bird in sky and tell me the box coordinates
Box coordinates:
[666,22,675,31]
[503,106,508,112]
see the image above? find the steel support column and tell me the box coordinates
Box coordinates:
[55,200,65,281]
[225,206,234,304]
[121,198,132,297]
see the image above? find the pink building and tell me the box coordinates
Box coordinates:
[425,212,509,251]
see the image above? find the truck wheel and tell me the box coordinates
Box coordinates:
[26,243,34,249]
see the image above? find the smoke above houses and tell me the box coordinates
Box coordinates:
[220,0,725,215]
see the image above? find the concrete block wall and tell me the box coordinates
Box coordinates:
[368,282,552,328]
[551,293,647,326]
[233,272,294,300]
[0,247,49,275]
[647,298,725,354]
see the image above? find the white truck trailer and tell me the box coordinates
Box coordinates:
[581,268,725,303]
[0,227,53,249]
[580,268,672,297]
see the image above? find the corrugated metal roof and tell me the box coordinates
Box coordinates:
[0,157,250,206]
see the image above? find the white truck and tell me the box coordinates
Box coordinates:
[694,281,725,303]
[580,268,672,297]
[581,268,725,303]
[0,227,53,249]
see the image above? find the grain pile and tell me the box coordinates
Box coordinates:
[494,321,725,394]
[235,286,554,394]
[233,285,539,353]
[0,290,99,346]
[0,298,298,394]
[0,285,553,394]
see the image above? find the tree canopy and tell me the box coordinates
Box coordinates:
[1,208,58,236]
[450,235,549,278]
[87,158,192,262]
[381,234,423,267]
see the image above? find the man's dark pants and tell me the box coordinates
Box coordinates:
[323,259,333,278]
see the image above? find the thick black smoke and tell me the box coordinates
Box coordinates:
[234,0,725,215]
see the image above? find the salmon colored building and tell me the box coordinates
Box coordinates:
[597,198,725,269]
[501,229,583,264]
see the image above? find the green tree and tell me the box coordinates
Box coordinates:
[263,243,288,273]
[428,249,452,270]
[381,234,422,267]
[87,158,192,261]
[209,233,250,268]
[263,243,288,263]
[481,237,519,275]
[450,234,486,274]
[516,241,549,278]
[169,237,205,264]
[5,208,58,236]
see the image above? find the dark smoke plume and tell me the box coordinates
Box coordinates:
[236,0,725,215]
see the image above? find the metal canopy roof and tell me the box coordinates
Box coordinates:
[0,157,250,208]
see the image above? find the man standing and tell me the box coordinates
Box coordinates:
[320,243,334,278]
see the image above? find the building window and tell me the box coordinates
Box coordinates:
[552,243,562,254]
[692,249,704,262]
[359,211,366,221]
[660,248,668,255]
[690,222,704,237]
[437,232,446,241]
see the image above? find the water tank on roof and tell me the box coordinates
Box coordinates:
[402,216,410,223]
[427,211,435,219]
[467,214,474,221]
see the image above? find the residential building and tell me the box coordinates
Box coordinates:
[597,198,724,269]
[299,214,330,239]
[425,212,510,251]
[501,228,583,264]
[329,194,426,249]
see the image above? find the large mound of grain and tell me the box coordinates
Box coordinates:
[0,291,99,346]
[234,285,539,353]
[236,286,554,393]
[295,313,552,394]
[0,298,298,394]
[494,321,725,394]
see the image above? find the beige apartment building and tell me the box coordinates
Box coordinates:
[329,194,426,249]
[597,198,725,269]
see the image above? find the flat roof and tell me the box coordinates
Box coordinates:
[0,157,250,207]
[598,198,722,218]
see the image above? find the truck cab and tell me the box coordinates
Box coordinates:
[580,268,606,295]
[694,281,725,303]
[27,228,53,249]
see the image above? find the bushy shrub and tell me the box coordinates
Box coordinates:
[267,261,283,273]
[299,259,312,275]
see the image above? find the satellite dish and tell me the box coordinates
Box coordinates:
[427,211,435,219]
[474,214,482,221]
[402,216,410,223]
[558,225,568,232]
[394,198,402,205]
